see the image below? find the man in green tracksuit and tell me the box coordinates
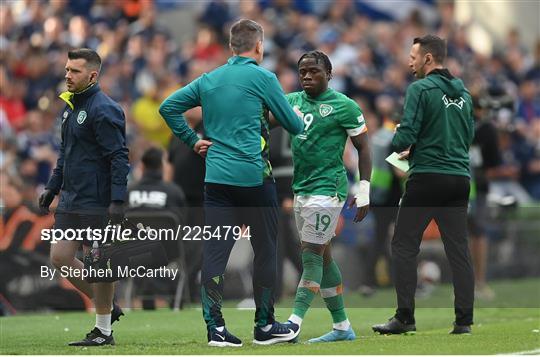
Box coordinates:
[159,19,304,347]
[372,35,475,335]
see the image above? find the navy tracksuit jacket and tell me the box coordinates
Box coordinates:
[46,84,130,214]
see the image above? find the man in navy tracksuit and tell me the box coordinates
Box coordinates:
[39,49,129,346]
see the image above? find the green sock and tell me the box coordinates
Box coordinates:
[320,260,347,324]
[292,251,323,319]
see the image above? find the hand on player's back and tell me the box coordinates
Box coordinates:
[293,105,304,118]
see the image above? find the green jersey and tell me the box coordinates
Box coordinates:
[287,88,366,200]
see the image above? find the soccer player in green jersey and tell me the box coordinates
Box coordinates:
[284,51,372,343]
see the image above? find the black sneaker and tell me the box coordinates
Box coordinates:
[372,317,416,335]
[68,327,115,346]
[450,323,472,335]
[111,303,124,324]
[207,327,243,347]
[253,321,300,345]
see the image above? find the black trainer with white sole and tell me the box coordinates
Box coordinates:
[207,327,243,347]
[68,327,115,346]
[253,321,300,345]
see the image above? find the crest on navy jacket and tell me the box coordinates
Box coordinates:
[77,110,87,124]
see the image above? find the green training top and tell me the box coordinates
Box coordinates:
[392,69,474,177]
[159,56,304,187]
[287,88,366,201]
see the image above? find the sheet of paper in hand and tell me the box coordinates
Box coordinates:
[385,152,410,173]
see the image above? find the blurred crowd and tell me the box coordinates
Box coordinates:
[1,0,539,309]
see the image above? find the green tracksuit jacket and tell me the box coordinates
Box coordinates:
[392,69,474,177]
[159,56,304,187]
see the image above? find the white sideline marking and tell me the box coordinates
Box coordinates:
[500,347,540,355]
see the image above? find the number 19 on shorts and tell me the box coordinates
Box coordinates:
[315,213,331,231]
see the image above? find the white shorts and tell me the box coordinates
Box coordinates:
[293,195,344,244]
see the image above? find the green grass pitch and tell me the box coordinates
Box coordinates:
[1,279,539,355]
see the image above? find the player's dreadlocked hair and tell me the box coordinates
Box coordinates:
[297,51,333,77]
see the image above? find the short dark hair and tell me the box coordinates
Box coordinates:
[141,147,163,171]
[229,19,263,54]
[297,50,333,76]
[67,48,102,71]
[413,35,447,64]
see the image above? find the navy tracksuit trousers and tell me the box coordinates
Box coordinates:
[201,180,278,329]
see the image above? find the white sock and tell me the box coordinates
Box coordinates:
[333,319,351,331]
[95,314,111,336]
[259,324,273,332]
[215,326,224,332]
[288,314,303,326]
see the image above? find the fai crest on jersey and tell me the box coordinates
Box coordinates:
[77,110,87,124]
[442,95,465,109]
[319,104,333,117]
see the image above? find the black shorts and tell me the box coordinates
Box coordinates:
[53,212,108,246]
